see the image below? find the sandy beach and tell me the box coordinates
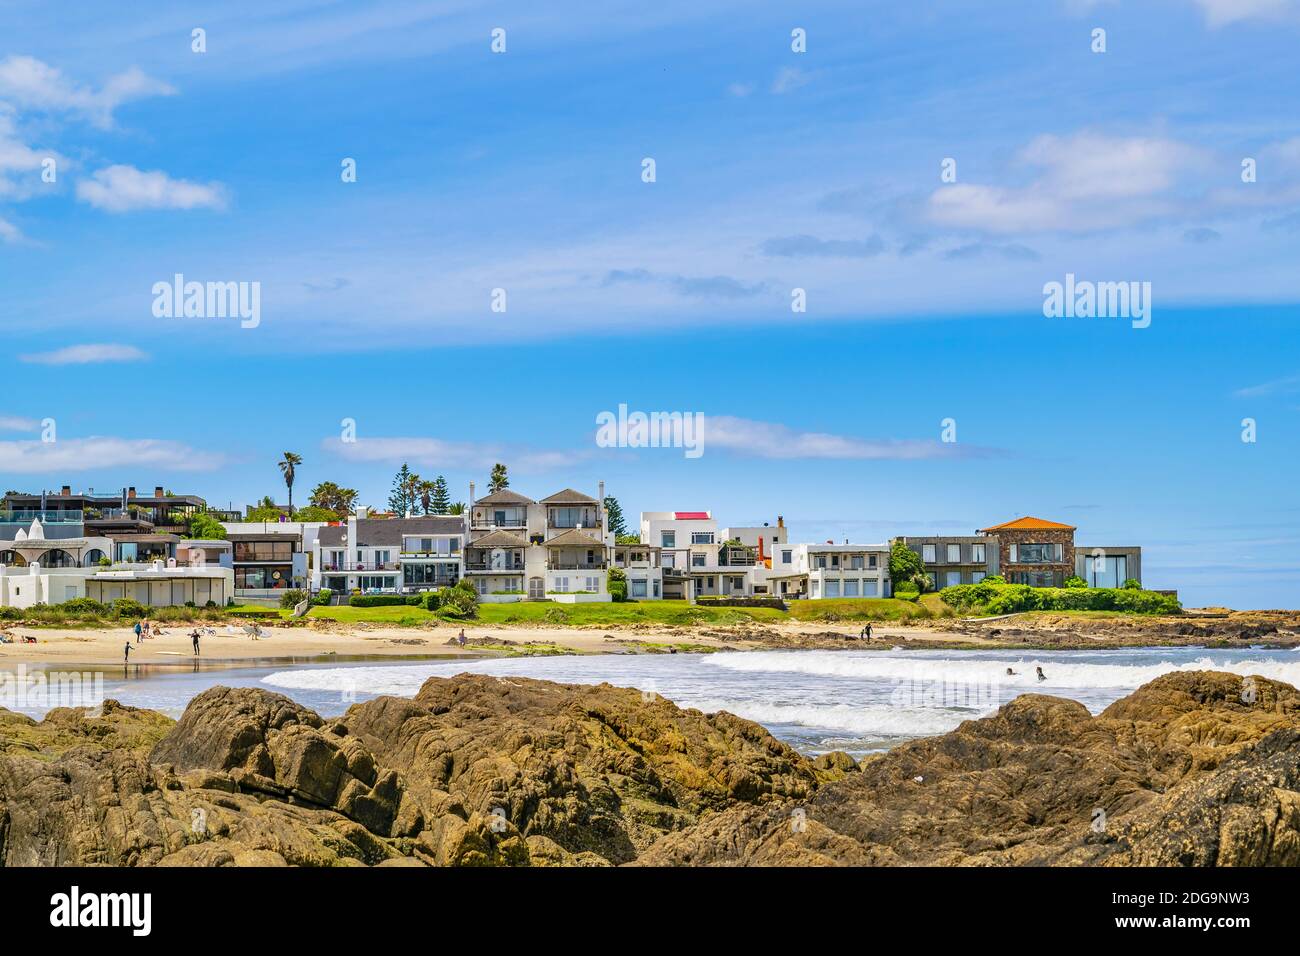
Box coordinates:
[0,618,995,665]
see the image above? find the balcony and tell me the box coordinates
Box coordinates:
[548,560,607,570]
[465,559,525,572]
[318,562,400,572]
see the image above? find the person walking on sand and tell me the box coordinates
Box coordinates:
[866,623,873,641]
[124,641,133,663]
[134,620,143,644]
[458,628,466,648]
[191,629,201,656]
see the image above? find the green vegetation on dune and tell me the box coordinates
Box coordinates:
[784,598,937,623]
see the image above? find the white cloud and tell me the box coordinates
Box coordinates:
[0,415,39,432]
[1233,373,1300,398]
[1192,0,1296,26]
[0,437,223,473]
[75,165,227,212]
[323,435,588,472]
[0,55,174,128]
[727,82,753,97]
[771,67,810,94]
[0,214,21,243]
[926,132,1206,235]
[18,343,148,365]
[702,416,1001,460]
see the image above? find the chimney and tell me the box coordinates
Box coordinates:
[61,485,71,497]
[777,515,784,528]
[127,487,136,499]
[155,486,165,498]
[469,481,476,504]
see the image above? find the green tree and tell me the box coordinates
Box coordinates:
[430,475,451,514]
[308,481,358,517]
[293,505,342,522]
[446,501,465,515]
[184,512,227,540]
[417,479,435,516]
[889,540,929,592]
[278,451,303,516]
[603,495,627,537]
[488,463,509,493]
[247,506,284,522]
[388,464,419,516]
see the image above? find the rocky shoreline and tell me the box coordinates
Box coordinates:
[2,670,1298,866]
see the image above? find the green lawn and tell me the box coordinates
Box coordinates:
[302,605,441,626]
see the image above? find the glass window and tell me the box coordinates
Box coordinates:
[631,579,647,598]
[851,555,864,570]
[780,549,793,564]
[922,544,936,563]
[863,580,880,597]
[691,552,705,567]
[947,544,961,563]
[1018,543,1056,563]
[825,580,840,598]
[844,579,859,596]
[972,571,986,583]
[945,571,962,587]
[661,531,675,548]
[691,532,714,544]
[971,543,986,562]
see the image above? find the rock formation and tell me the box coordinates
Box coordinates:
[2,670,1298,866]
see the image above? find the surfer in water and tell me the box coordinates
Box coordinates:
[1036,666,1047,682]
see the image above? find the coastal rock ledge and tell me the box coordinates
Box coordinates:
[2,671,1298,866]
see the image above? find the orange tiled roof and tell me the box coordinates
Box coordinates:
[979,516,1076,532]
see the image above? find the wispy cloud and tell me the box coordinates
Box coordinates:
[0,437,223,473]
[0,55,174,129]
[703,416,1003,460]
[601,268,767,299]
[323,435,589,472]
[76,164,227,212]
[771,66,810,94]
[19,343,148,365]
[1233,373,1300,398]
[760,234,884,258]
[0,414,39,432]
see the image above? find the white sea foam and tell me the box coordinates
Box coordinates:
[676,698,980,736]
[698,651,1300,690]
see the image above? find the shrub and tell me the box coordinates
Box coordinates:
[938,582,1178,615]
[607,567,627,603]
[405,594,423,606]
[59,597,109,616]
[279,589,307,609]
[1064,575,1087,588]
[437,579,479,618]
[1122,578,1141,590]
[982,575,1005,585]
[421,590,442,611]
[0,606,22,621]
[111,598,148,619]
[348,594,410,608]
[312,588,333,607]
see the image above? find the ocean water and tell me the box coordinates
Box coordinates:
[6,646,1296,756]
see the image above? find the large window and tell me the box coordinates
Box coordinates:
[922,544,936,563]
[690,532,714,544]
[824,580,840,598]
[844,579,859,596]
[1085,554,1128,588]
[551,507,595,528]
[404,563,459,587]
[234,541,294,562]
[630,579,647,598]
[235,566,291,589]
[691,552,706,567]
[971,543,986,563]
[947,544,961,563]
[1015,543,1059,563]
[661,532,675,548]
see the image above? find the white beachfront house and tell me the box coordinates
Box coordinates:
[466,484,612,602]
[638,510,773,599]
[611,542,664,600]
[767,542,892,599]
[311,511,466,596]
[0,559,234,609]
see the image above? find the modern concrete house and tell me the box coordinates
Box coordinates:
[979,517,1076,587]
[314,512,464,596]
[767,542,891,599]
[611,542,663,600]
[895,535,998,589]
[637,510,769,599]
[1074,544,1143,587]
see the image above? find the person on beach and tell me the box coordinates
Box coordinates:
[142,619,151,641]
[458,629,466,648]
[191,629,201,656]
[123,641,133,663]
[1036,666,1046,682]
[866,623,873,640]
[1006,667,1018,676]
[134,620,143,644]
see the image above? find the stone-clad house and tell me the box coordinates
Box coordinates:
[979,516,1076,587]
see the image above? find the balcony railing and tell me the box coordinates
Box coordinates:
[0,510,85,524]
[465,560,525,571]
[548,561,607,570]
[318,562,400,572]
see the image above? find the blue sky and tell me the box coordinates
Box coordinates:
[1,0,1298,607]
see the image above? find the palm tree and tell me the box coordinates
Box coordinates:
[278,452,303,516]
[418,479,435,516]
